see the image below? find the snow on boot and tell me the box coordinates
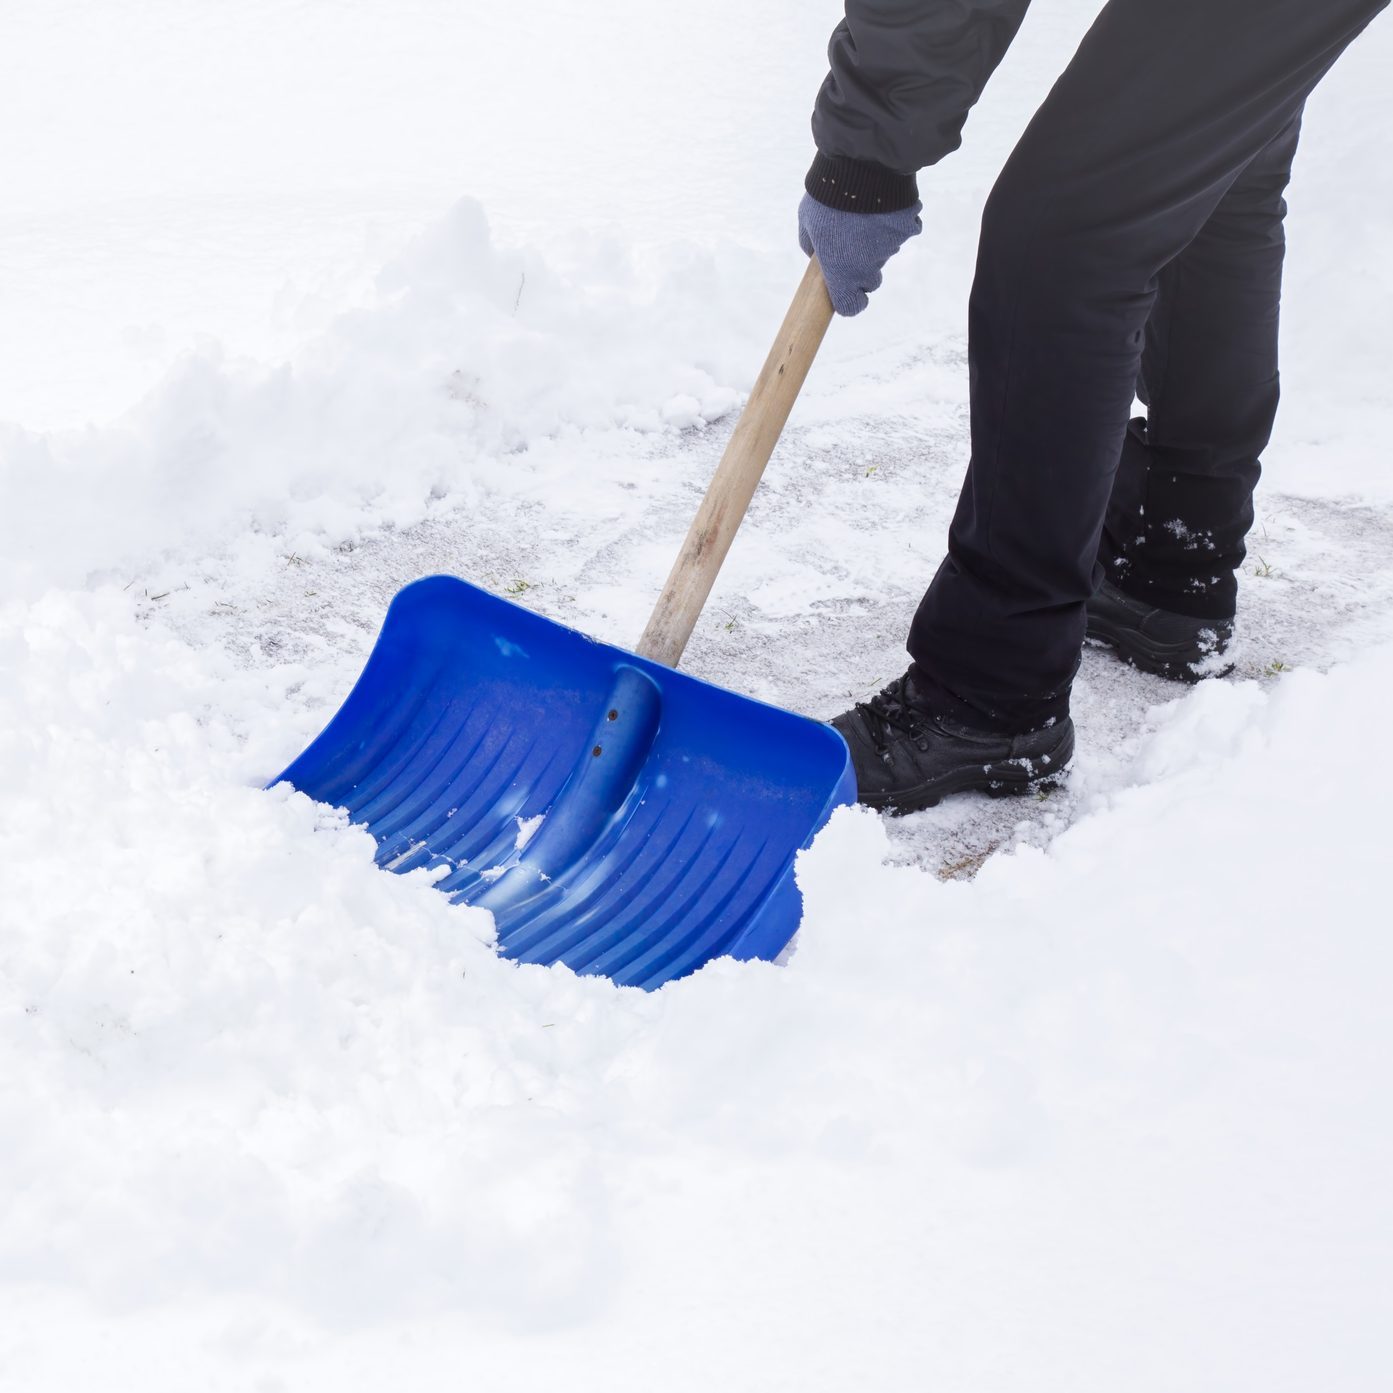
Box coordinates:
[1086,579,1235,682]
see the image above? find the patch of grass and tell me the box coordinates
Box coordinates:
[505,578,533,597]
[1264,659,1290,677]
[936,844,999,882]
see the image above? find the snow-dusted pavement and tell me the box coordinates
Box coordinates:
[3,2,1391,1388]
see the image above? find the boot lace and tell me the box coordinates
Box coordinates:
[855,676,928,753]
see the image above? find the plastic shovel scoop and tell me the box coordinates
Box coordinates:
[272,260,855,989]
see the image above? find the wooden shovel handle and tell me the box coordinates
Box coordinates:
[636,257,835,668]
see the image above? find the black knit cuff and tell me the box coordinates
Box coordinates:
[805,152,919,213]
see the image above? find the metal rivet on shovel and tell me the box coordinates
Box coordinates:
[270,259,855,990]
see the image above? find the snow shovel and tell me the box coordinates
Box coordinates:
[272,259,854,989]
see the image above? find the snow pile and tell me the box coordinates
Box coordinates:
[0,201,780,601]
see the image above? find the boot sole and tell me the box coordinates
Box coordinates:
[1085,613,1233,684]
[860,723,1076,816]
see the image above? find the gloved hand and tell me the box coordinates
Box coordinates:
[798,192,922,317]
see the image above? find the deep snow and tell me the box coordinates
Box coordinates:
[2,2,1392,1388]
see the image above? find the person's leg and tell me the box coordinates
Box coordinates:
[1099,115,1303,621]
[906,0,1386,733]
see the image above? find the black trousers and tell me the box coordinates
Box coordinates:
[908,0,1387,732]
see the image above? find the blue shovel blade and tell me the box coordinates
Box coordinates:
[270,576,855,990]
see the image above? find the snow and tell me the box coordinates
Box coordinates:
[3,1,1392,1388]
[514,814,545,851]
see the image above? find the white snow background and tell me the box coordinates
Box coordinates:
[2,1,1392,1387]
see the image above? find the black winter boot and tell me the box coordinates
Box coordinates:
[1085,579,1234,682]
[830,669,1074,814]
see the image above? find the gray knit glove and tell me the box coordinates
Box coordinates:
[798,193,922,317]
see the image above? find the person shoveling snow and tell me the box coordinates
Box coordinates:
[271,0,1390,988]
[808,0,1389,811]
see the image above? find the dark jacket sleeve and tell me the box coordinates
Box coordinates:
[808,0,1034,211]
